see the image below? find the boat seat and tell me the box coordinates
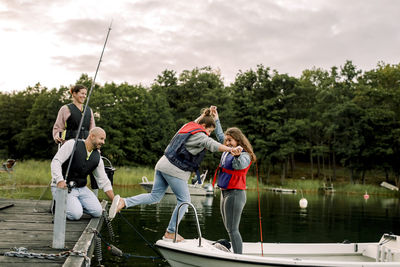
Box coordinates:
[362,245,378,259]
[1,159,16,173]
[362,242,400,262]
[0,159,16,186]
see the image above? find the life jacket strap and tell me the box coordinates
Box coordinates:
[212,165,221,187]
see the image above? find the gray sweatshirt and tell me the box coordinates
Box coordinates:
[155,129,221,181]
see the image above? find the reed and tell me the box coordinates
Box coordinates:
[249,177,399,196]
[3,160,399,197]
[4,159,154,186]
[112,166,154,186]
[7,159,52,186]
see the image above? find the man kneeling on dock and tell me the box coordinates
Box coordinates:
[50,127,115,220]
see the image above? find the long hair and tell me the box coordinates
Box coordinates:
[224,127,256,162]
[198,108,216,128]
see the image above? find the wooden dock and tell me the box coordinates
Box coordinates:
[0,198,107,266]
[268,187,297,194]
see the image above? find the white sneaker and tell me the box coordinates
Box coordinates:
[108,194,120,220]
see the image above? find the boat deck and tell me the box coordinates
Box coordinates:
[261,254,375,262]
[0,198,106,266]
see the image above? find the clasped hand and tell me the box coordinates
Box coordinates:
[231,146,243,156]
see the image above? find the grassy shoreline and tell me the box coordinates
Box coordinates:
[2,159,399,197]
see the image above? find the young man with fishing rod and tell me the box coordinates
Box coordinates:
[50,127,116,220]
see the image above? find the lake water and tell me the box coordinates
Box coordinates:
[100,187,400,266]
[2,185,399,266]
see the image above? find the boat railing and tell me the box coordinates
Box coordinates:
[175,202,202,247]
[142,176,149,183]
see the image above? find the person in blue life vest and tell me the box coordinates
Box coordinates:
[50,127,116,220]
[211,106,257,254]
[52,84,95,144]
[109,107,243,242]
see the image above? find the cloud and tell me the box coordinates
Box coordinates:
[1,0,400,91]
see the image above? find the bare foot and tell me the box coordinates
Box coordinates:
[164,232,184,242]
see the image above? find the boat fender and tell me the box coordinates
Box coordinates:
[107,244,123,257]
[212,239,231,252]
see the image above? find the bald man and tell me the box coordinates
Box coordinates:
[50,127,115,220]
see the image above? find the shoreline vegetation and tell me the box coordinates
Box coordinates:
[1,160,399,197]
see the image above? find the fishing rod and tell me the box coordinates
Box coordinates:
[255,160,264,256]
[63,20,112,186]
[33,21,112,213]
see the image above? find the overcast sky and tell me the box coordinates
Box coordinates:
[1,0,400,92]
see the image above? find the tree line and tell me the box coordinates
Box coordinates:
[1,61,400,185]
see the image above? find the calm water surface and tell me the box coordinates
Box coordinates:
[2,186,399,266]
[100,187,400,266]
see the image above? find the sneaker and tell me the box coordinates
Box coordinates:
[108,195,120,220]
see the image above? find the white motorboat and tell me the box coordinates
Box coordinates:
[157,234,400,267]
[155,202,400,267]
[139,171,214,196]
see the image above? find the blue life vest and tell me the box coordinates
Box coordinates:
[213,152,251,190]
[164,122,208,184]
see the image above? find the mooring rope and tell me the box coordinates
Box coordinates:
[118,213,163,257]
[88,227,162,260]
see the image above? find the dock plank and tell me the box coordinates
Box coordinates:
[0,198,107,266]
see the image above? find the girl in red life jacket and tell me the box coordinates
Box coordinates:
[211,106,257,254]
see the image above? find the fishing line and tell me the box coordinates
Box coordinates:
[255,160,264,256]
[90,227,162,260]
[118,213,164,257]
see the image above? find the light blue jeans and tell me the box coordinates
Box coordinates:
[124,170,191,233]
[51,186,102,220]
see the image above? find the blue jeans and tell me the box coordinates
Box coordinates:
[124,170,191,233]
[51,186,102,220]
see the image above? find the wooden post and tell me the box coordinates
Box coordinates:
[52,187,67,248]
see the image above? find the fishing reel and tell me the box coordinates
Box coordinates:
[67,181,77,193]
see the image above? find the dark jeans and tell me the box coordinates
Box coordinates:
[220,189,246,254]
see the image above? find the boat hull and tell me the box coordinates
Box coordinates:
[156,236,400,267]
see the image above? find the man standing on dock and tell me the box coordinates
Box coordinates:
[50,127,115,220]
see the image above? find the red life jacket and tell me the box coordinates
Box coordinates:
[212,152,251,190]
[164,121,209,184]
[178,121,209,136]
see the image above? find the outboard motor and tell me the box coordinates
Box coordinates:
[90,156,115,189]
[203,183,214,195]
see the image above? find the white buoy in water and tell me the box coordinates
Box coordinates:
[299,198,308,209]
